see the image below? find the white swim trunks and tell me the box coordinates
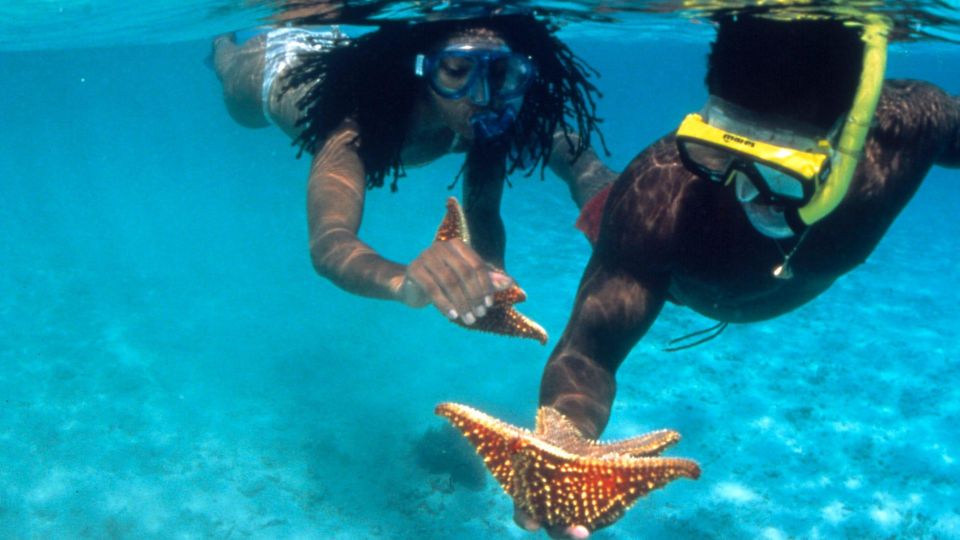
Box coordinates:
[262,26,347,124]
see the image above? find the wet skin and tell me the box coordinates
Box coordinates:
[210,28,613,326]
[305,41,612,326]
[302,33,518,325]
[541,79,960,451]
[214,27,614,325]
[511,80,960,539]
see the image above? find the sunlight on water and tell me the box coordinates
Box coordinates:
[2,0,960,50]
[0,1,270,50]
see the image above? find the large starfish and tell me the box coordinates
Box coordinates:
[435,402,700,532]
[434,197,547,344]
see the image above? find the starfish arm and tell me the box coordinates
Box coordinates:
[434,198,548,344]
[434,197,471,244]
[594,429,683,457]
[435,402,532,494]
[536,408,682,457]
[451,301,549,344]
[437,402,700,533]
[514,450,700,530]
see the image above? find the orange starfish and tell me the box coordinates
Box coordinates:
[434,197,547,344]
[435,402,700,532]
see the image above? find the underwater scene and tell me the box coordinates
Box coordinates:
[1,1,958,538]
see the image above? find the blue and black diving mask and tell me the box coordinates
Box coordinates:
[415,42,536,139]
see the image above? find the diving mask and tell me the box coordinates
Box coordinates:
[677,111,833,208]
[415,43,536,105]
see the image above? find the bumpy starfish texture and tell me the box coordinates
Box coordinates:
[435,402,700,531]
[435,197,547,344]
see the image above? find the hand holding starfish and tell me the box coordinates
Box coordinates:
[407,198,547,343]
[436,402,700,537]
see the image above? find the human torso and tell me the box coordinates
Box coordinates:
[397,96,470,168]
[399,125,465,167]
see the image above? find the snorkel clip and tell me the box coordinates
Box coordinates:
[470,104,518,140]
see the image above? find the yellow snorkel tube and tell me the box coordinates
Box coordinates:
[797,15,890,225]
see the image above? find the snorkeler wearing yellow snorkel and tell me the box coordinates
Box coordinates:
[440,11,959,539]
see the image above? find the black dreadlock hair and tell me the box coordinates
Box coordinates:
[283,14,605,192]
[706,14,865,132]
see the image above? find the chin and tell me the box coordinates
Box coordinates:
[456,127,475,142]
[741,199,795,239]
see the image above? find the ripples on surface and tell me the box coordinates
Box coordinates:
[1,0,960,51]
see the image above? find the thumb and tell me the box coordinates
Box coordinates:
[397,275,429,308]
[489,269,515,292]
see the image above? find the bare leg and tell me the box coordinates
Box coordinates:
[212,33,270,129]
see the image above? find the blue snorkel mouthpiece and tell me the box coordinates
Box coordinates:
[470,104,518,140]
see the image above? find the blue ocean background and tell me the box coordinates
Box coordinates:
[1,6,958,539]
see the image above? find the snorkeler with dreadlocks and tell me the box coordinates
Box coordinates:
[212,14,614,327]
[433,11,960,539]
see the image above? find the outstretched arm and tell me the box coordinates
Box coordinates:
[514,253,672,540]
[539,255,670,439]
[548,132,618,209]
[307,118,405,299]
[307,119,506,324]
[515,145,694,539]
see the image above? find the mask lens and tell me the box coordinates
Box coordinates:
[733,172,760,202]
[431,54,479,97]
[678,139,733,181]
[680,138,811,202]
[424,48,534,102]
[488,55,534,98]
[754,163,805,200]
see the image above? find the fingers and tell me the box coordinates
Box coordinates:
[440,240,492,323]
[548,525,590,540]
[488,268,515,292]
[513,505,540,532]
[515,504,589,539]
[405,239,504,323]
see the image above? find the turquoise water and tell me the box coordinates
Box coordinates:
[1,5,959,539]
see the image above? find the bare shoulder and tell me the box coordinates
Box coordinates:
[874,79,959,140]
[610,135,698,223]
[317,117,361,152]
[597,134,697,270]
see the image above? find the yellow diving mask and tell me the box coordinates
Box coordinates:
[676,111,833,206]
[675,14,890,236]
